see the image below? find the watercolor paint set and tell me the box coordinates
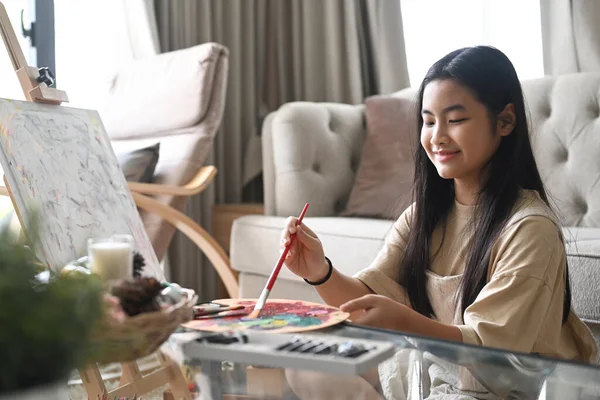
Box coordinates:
[179,330,396,375]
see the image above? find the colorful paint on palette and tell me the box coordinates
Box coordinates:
[183,298,350,334]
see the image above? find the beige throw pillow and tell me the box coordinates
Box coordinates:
[342,95,417,219]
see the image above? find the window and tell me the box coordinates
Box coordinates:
[54,0,135,110]
[0,0,34,100]
[401,0,544,87]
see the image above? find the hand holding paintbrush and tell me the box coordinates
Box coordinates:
[248,203,310,318]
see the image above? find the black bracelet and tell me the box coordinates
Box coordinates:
[304,257,333,286]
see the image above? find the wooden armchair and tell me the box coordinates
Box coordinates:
[101,42,238,298]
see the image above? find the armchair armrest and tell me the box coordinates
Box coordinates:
[262,101,366,217]
[132,191,238,297]
[127,165,217,197]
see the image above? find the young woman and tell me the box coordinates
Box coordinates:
[280,46,598,399]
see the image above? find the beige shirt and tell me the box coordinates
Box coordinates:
[355,189,598,364]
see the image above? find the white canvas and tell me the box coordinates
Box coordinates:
[0,98,162,277]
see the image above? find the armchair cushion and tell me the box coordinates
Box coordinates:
[342,95,416,219]
[101,43,226,140]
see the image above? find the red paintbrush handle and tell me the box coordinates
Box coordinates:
[265,203,310,291]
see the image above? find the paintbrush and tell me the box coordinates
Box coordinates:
[194,304,245,317]
[194,311,248,320]
[248,203,310,319]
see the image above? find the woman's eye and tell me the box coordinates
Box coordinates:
[449,118,467,124]
[424,121,435,127]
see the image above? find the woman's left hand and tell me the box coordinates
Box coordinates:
[340,294,409,331]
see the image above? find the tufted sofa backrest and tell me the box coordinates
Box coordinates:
[263,72,600,227]
[522,73,600,227]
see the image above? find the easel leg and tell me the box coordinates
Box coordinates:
[119,361,143,387]
[79,365,108,399]
[80,352,192,400]
[158,350,193,400]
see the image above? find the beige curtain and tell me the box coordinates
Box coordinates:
[154,0,409,300]
[122,0,161,59]
[541,0,600,74]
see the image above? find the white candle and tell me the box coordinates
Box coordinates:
[88,241,133,281]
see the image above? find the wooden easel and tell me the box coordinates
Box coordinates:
[0,3,192,399]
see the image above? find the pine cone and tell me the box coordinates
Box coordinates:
[133,252,146,278]
[110,277,163,316]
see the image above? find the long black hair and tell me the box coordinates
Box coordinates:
[400,46,571,324]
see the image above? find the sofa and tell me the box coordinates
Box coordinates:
[230,72,600,346]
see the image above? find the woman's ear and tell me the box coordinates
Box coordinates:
[497,104,516,137]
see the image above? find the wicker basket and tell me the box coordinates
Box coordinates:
[88,288,198,364]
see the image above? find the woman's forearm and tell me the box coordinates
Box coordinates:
[402,307,463,342]
[307,261,372,319]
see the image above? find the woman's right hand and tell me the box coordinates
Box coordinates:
[280,217,329,282]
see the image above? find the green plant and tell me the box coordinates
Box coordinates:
[0,216,105,393]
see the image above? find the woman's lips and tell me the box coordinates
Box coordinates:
[434,150,460,162]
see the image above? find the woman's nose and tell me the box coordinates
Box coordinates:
[431,124,448,146]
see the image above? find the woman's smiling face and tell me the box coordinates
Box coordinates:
[420,79,504,190]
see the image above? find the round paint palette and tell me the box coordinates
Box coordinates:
[183,298,350,334]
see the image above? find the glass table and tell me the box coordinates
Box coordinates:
[167,322,600,400]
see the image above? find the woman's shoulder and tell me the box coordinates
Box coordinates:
[391,202,415,222]
[491,192,566,281]
[506,189,560,230]
[388,203,415,239]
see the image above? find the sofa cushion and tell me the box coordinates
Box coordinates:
[342,95,417,219]
[562,226,600,243]
[230,215,394,282]
[239,272,326,304]
[563,227,600,344]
